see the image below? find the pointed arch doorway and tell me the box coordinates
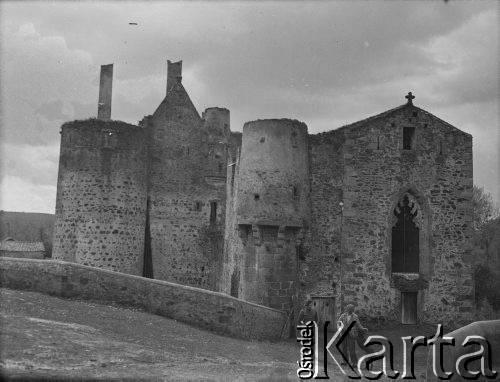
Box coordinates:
[391,194,421,324]
[392,195,419,273]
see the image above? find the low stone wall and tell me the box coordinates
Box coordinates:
[0,258,287,340]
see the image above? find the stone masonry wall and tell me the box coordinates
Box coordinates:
[146,82,229,291]
[307,103,474,327]
[221,130,243,294]
[305,130,345,305]
[0,257,287,340]
[225,119,310,311]
[235,119,310,225]
[52,119,148,276]
[237,225,300,310]
[221,144,242,298]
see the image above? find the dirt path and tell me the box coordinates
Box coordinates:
[0,288,433,380]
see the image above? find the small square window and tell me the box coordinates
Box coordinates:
[194,201,202,211]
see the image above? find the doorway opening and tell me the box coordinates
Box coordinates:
[392,195,419,273]
[142,199,153,278]
[311,296,336,332]
[401,292,417,324]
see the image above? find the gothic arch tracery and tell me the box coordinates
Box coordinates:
[391,193,422,229]
[392,193,420,273]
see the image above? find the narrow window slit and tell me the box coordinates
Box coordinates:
[403,127,415,150]
[210,201,217,223]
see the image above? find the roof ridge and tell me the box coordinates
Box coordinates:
[152,81,201,121]
[313,103,467,136]
[331,104,408,133]
[0,241,45,252]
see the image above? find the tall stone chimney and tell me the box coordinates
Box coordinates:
[97,64,113,120]
[167,60,182,94]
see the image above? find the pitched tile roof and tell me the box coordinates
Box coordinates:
[0,241,45,252]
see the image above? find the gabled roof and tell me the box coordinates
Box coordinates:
[412,106,471,137]
[319,103,470,137]
[332,104,407,132]
[0,241,45,252]
[152,81,201,122]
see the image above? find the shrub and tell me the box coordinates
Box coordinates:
[474,264,500,311]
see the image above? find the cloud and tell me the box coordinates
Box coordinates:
[0,1,498,212]
[0,175,56,213]
[1,143,59,187]
[2,2,495,133]
[422,11,499,106]
[1,22,95,145]
[35,100,72,121]
[0,142,59,213]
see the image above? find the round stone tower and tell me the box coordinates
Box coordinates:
[233,119,310,310]
[203,107,231,177]
[52,119,148,275]
[203,107,230,140]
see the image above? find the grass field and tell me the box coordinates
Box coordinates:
[0,288,435,381]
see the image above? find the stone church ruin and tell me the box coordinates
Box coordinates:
[52,61,474,328]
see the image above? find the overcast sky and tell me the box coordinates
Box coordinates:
[0,1,498,213]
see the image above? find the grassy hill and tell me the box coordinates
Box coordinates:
[0,288,440,381]
[0,288,297,381]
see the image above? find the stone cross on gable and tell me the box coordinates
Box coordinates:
[405,92,415,105]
